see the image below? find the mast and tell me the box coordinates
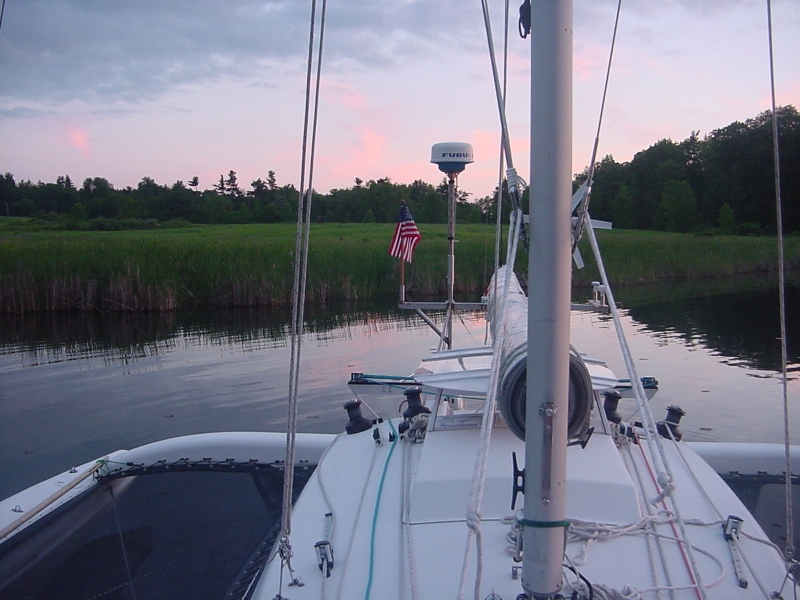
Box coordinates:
[521,1,572,598]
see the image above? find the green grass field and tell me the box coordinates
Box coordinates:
[1,218,797,312]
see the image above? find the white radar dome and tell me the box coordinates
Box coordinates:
[430,142,474,174]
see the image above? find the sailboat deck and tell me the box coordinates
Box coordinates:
[254,420,790,599]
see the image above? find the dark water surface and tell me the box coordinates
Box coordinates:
[1,284,798,503]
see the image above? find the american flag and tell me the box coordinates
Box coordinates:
[388,202,421,263]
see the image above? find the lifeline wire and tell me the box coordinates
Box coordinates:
[766,0,794,563]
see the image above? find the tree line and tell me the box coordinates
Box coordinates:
[0,169,484,230]
[0,106,797,234]
[577,106,800,235]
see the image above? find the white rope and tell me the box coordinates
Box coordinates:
[456,261,520,600]
[663,425,782,598]
[621,441,674,598]
[455,2,532,595]
[480,0,517,176]
[569,21,703,591]
[587,583,642,600]
[568,517,727,592]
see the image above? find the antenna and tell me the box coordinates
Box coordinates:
[431,142,473,350]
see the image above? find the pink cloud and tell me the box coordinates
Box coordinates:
[67,127,91,158]
[320,126,387,185]
[354,126,387,164]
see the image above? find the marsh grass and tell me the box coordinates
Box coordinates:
[1,220,797,312]
[573,230,800,288]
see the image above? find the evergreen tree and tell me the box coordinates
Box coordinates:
[225,170,242,198]
[213,175,226,195]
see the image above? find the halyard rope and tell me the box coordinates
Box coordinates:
[456,2,527,597]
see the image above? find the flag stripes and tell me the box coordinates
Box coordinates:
[388,202,421,263]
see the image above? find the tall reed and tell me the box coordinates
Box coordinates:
[1,222,797,312]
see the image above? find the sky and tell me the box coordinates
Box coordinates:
[0,0,798,200]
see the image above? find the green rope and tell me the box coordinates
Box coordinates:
[365,419,398,600]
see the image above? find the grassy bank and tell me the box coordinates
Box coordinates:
[1,219,798,312]
[572,229,800,286]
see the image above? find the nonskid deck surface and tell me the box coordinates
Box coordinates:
[254,420,793,599]
[0,467,313,600]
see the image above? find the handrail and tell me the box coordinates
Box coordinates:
[0,457,108,541]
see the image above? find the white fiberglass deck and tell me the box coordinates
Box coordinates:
[254,420,791,599]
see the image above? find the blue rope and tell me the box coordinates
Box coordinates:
[364,419,398,600]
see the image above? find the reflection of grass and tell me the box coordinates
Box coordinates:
[0,222,797,312]
[601,273,800,309]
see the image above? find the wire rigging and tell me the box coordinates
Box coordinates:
[277,0,328,594]
[571,0,623,255]
[766,0,794,565]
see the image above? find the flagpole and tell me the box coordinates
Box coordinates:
[389,201,420,305]
[400,259,406,303]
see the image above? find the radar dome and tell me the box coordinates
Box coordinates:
[430,142,474,174]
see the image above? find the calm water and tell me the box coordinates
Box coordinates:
[1,283,798,501]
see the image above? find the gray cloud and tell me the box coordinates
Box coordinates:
[2,0,776,115]
[0,0,479,110]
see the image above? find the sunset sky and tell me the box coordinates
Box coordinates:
[1,0,798,200]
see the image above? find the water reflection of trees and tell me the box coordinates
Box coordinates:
[3,279,795,375]
[0,298,445,364]
[625,284,799,374]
